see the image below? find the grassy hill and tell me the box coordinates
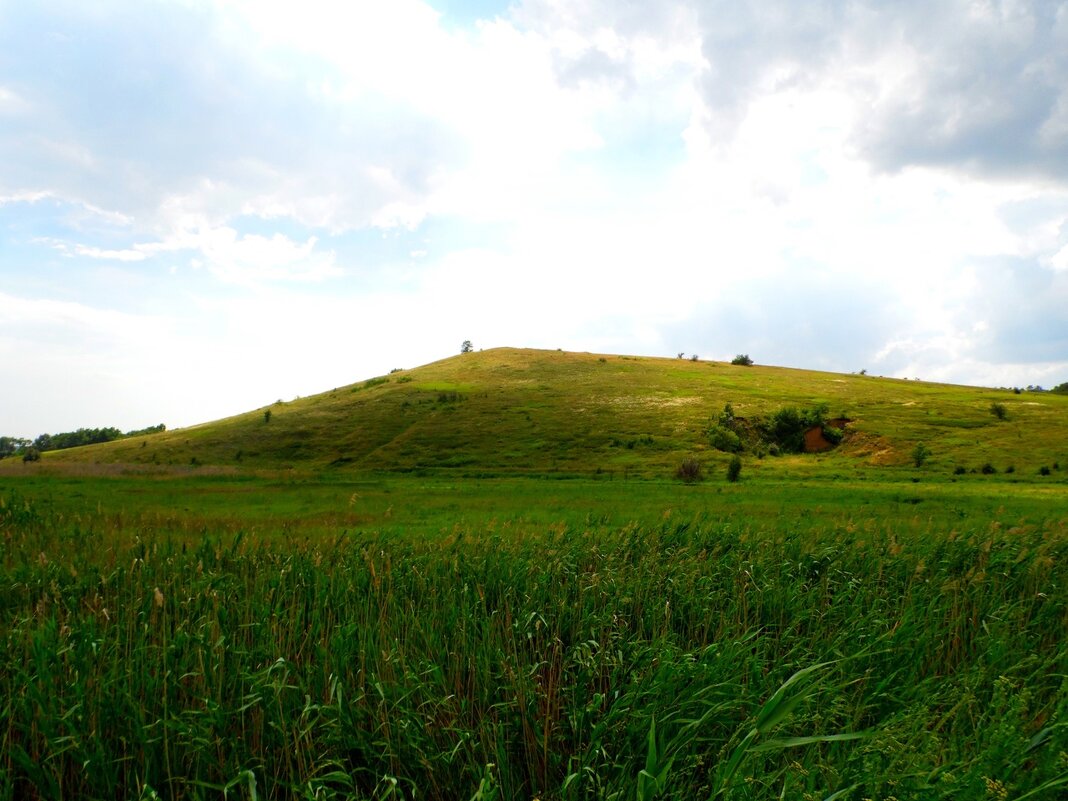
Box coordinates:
[32,347,1068,478]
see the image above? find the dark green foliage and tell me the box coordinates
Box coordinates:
[32,427,123,452]
[263,408,272,424]
[125,423,166,437]
[731,354,754,366]
[1039,465,1051,476]
[726,454,742,482]
[0,437,30,457]
[763,404,828,454]
[912,442,931,467]
[953,465,966,475]
[674,457,702,482]
[708,424,742,452]
[1051,382,1068,395]
[822,426,844,445]
[21,447,40,463]
[461,339,474,353]
[981,462,997,474]
[990,401,1008,420]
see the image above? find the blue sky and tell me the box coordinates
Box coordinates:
[2,0,1068,437]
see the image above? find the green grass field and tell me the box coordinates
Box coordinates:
[1,349,1066,800]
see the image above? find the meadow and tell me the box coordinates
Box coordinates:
[2,350,1066,799]
[1,469,1066,800]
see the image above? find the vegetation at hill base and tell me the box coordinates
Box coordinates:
[1,348,1066,799]
[0,425,166,458]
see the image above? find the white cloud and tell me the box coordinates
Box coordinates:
[4,0,1068,435]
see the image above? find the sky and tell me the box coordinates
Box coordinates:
[2,0,1068,437]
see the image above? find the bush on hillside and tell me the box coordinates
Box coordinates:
[675,458,703,483]
[726,454,742,482]
[708,424,742,453]
[912,442,931,468]
[763,404,828,454]
[990,401,1008,420]
[731,354,754,366]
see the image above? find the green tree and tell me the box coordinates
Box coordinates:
[726,454,742,482]
[912,442,931,467]
[731,354,753,366]
[461,340,474,354]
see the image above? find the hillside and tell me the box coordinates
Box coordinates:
[32,347,1068,478]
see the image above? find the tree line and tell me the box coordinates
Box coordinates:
[0,424,166,459]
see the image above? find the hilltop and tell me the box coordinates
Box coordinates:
[27,347,1068,479]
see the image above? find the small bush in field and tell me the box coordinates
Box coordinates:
[912,442,931,467]
[726,454,742,482]
[675,458,703,483]
[990,401,1007,420]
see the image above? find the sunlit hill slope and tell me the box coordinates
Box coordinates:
[42,348,1068,478]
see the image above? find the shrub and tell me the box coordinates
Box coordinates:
[731,354,753,366]
[708,424,741,453]
[953,465,966,475]
[980,462,997,475]
[767,407,807,453]
[911,442,931,467]
[22,447,40,463]
[823,426,844,445]
[726,454,742,482]
[264,409,272,424]
[690,353,699,361]
[990,401,1008,420]
[1039,465,1051,476]
[675,458,702,483]
[461,340,473,354]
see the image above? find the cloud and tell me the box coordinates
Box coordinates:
[4,0,1068,436]
[685,0,1068,184]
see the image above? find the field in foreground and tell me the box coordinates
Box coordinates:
[1,472,1066,800]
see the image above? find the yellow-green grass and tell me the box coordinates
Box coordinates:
[15,347,1068,481]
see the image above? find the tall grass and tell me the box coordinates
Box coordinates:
[1,492,1066,799]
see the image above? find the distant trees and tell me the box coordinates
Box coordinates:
[0,437,30,458]
[731,354,753,366]
[0,424,166,459]
[125,423,166,437]
[461,340,474,354]
[1051,382,1068,395]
